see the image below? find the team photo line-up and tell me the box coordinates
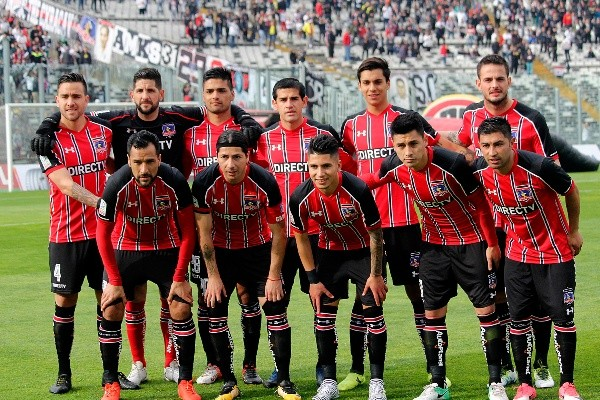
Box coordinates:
[30,54,582,400]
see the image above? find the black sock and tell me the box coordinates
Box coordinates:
[197,304,217,365]
[554,325,577,385]
[363,306,387,380]
[349,298,366,375]
[96,304,102,331]
[315,305,338,380]
[172,316,196,381]
[423,316,447,387]
[240,301,261,367]
[209,308,235,383]
[495,301,513,369]
[478,311,502,384]
[510,319,533,385]
[532,316,552,368]
[263,301,291,383]
[411,300,427,371]
[54,304,76,377]
[99,318,122,383]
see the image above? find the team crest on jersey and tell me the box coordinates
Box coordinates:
[303,138,312,151]
[93,138,107,154]
[341,204,358,220]
[243,195,259,213]
[155,195,171,211]
[431,181,448,197]
[162,123,176,138]
[515,186,533,203]
[510,127,518,138]
[563,288,574,305]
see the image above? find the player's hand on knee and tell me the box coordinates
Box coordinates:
[364,275,388,306]
[265,277,284,302]
[205,278,227,308]
[309,283,333,314]
[168,280,194,306]
[101,283,126,311]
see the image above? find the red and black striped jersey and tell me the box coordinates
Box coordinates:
[191,162,284,249]
[341,104,440,229]
[252,118,356,236]
[183,116,241,178]
[38,116,112,243]
[97,163,193,250]
[289,171,381,251]
[378,147,486,245]
[473,150,574,264]
[458,99,558,160]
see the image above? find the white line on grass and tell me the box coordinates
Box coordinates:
[0,222,46,227]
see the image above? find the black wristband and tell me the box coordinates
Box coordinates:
[306,269,320,284]
[96,198,102,209]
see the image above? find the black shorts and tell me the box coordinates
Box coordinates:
[504,259,576,325]
[317,247,378,307]
[496,228,507,294]
[214,243,275,299]
[282,235,320,296]
[49,240,104,294]
[419,241,496,311]
[383,224,421,286]
[107,248,179,300]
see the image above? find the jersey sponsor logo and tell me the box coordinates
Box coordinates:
[155,195,171,211]
[126,213,166,224]
[195,138,207,145]
[271,144,282,151]
[415,198,452,208]
[486,188,498,196]
[243,195,259,213]
[516,187,533,203]
[64,147,76,153]
[162,123,176,138]
[212,198,225,205]
[275,215,285,223]
[93,138,107,154]
[431,181,448,197]
[341,204,358,220]
[127,128,137,134]
[127,201,139,208]
[323,220,352,228]
[310,211,323,217]
[493,204,537,215]
[356,129,367,137]
[213,210,254,220]
[159,139,173,150]
[357,147,394,160]
[98,199,107,216]
[563,288,574,305]
[272,163,309,173]
[195,157,218,168]
[67,160,105,176]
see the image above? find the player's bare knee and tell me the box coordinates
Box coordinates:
[103,301,124,321]
[169,297,192,320]
[55,292,78,307]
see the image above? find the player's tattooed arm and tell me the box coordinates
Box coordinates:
[195,212,226,306]
[47,167,100,208]
[368,228,384,277]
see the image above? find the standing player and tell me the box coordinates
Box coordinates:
[289,134,388,400]
[31,67,263,385]
[192,130,300,400]
[366,113,508,400]
[95,131,201,400]
[339,57,462,390]
[457,54,559,388]
[474,117,582,400]
[37,72,114,395]
[183,67,265,387]
[252,77,356,388]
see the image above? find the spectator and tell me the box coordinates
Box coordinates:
[525,48,535,75]
[342,28,352,61]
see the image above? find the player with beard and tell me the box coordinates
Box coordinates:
[31,67,263,387]
[456,55,559,389]
[473,117,582,400]
[96,130,200,400]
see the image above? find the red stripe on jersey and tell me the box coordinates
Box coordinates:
[341,105,437,228]
[475,152,573,264]
[458,100,558,159]
[254,119,351,236]
[40,119,112,243]
[110,177,182,251]
[184,117,241,177]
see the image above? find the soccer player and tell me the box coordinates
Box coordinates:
[252,77,356,388]
[192,130,300,400]
[95,130,200,400]
[183,67,265,387]
[339,57,462,390]
[365,112,508,400]
[31,67,263,385]
[457,54,559,388]
[289,134,388,400]
[474,117,582,400]
[37,72,114,395]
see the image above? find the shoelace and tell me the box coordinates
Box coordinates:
[280,382,299,394]
[202,366,217,377]
[370,380,385,394]
[181,380,195,393]
[244,368,259,379]
[490,384,505,395]
[536,368,549,380]
[104,383,119,395]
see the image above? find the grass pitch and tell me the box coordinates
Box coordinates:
[0,171,598,399]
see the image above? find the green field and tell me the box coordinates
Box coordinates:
[1,171,598,400]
